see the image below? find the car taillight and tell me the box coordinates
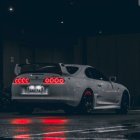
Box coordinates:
[13,77,30,85]
[43,77,65,84]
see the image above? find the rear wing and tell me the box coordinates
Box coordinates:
[59,63,69,75]
[14,63,69,76]
[14,64,21,76]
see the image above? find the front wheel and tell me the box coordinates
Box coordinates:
[116,94,129,115]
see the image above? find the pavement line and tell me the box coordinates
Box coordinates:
[130,110,140,112]
[13,125,128,138]
[13,129,91,138]
[82,126,128,133]
[95,128,128,133]
[5,136,128,140]
[82,129,128,134]
[42,138,127,140]
[94,125,125,130]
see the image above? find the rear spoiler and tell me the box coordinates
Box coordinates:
[14,64,21,76]
[59,63,69,75]
[14,63,69,76]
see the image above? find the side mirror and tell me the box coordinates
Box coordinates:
[109,76,117,82]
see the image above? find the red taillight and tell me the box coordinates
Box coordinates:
[43,77,65,84]
[13,77,30,84]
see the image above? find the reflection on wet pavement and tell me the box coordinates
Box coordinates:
[10,117,69,140]
[0,111,140,139]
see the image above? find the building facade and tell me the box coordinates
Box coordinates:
[2,34,140,107]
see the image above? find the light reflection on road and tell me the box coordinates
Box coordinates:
[0,111,140,139]
[10,116,69,140]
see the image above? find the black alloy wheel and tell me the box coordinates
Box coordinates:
[116,93,129,115]
[80,90,94,114]
[120,94,129,114]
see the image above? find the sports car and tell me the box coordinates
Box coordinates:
[11,63,130,114]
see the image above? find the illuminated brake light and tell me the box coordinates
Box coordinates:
[43,77,65,84]
[13,77,30,84]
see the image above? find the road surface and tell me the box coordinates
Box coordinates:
[0,110,140,139]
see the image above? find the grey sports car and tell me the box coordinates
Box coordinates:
[11,63,130,114]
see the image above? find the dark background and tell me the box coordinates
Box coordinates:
[0,0,140,107]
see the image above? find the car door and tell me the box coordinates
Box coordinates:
[99,74,119,106]
[96,71,119,106]
[85,68,117,107]
[108,81,122,105]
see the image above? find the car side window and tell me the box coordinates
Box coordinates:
[85,68,108,81]
[66,66,79,74]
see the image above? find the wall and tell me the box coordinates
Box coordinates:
[3,34,140,107]
[3,41,19,88]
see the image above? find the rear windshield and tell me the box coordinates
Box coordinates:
[18,63,62,75]
[66,66,79,74]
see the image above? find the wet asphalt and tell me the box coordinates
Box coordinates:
[0,110,140,140]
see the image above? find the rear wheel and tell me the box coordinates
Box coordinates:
[79,90,94,114]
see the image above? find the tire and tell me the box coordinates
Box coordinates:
[117,93,129,115]
[78,90,94,114]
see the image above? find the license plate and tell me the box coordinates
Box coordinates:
[22,85,48,95]
[28,85,44,92]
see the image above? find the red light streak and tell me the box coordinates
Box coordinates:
[14,134,31,139]
[41,119,68,125]
[11,118,32,125]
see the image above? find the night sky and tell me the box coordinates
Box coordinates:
[1,0,140,38]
